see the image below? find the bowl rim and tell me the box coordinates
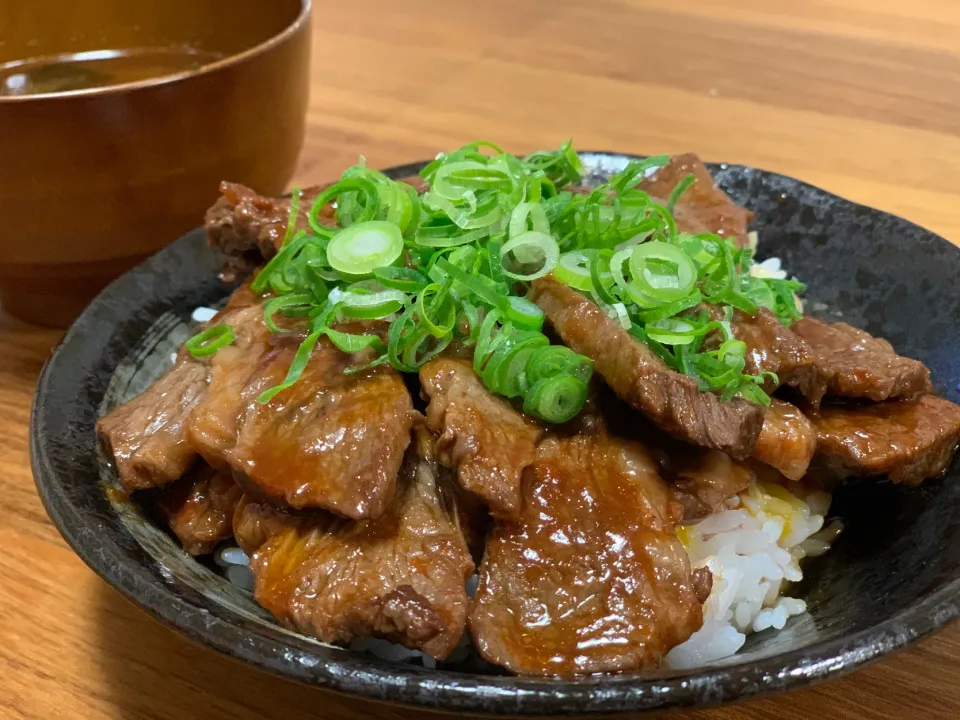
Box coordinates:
[0,0,312,103]
[29,152,960,716]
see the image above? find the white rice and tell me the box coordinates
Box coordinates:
[665,480,839,669]
[216,545,254,591]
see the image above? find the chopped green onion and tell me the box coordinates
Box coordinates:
[373,266,429,292]
[416,282,457,337]
[666,174,695,213]
[239,138,795,419]
[589,249,618,305]
[555,250,595,291]
[629,241,698,302]
[458,301,481,345]
[257,330,322,404]
[185,324,234,358]
[324,328,386,354]
[387,311,421,373]
[308,177,381,236]
[263,293,314,332]
[337,289,406,319]
[280,187,301,247]
[484,331,550,398]
[473,308,506,374]
[401,327,453,368]
[509,202,550,239]
[633,290,703,323]
[523,345,593,387]
[499,231,559,281]
[523,375,588,423]
[645,318,702,345]
[250,232,311,294]
[436,258,509,311]
[505,296,545,331]
[326,221,404,276]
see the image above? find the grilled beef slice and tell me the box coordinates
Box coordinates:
[186,305,278,469]
[469,429,703,676]
[236,428,474,660]
[811,395,960,485]
[157,463,241,555]
[752,398,818,481]
[639,153,753,246]
[529,276,764,458]
[420,357,544,519]
[729,308,828,407]
[97,286,262,492]
[206,179,426,280]
[97,357,209,493]
[667,449,755,522]
[223,333,416,519]
[204,182,329,280]
[792,317,932,402]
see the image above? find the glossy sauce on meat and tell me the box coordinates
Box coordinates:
[225,335,415,519]
[158,463,241,555]
[792,317,931,402]
[186,304,277,468]
[668,449,755,522]
[729,308,828,407]
[97,357,209,492]
[530,276,764,458]
[752,398,818,481]
[246,429,474,659]
[639,153,753,246]
[811,395,960,485]
[470,431,703,676]
[420,357,543,518]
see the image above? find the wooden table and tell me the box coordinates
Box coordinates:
[3,1,960,717]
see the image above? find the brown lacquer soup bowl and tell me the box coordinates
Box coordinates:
[30,153,960,716]
[0,0,310,327]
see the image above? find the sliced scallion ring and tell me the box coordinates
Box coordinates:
[263,293,315,332]
[555,250,596,291]
[373,266,429,293]
[326,221,404,276]
[509,202,550,239]
[436,258,510,312]
[628,241,697,302]
[499,231,559,281]
[504,296,545,331]
[645,318,701,345]
[185,324,234,358]
[337,289,406,319]
[523,375,589,423]
[324,328,386,354]
[416,282,457,338]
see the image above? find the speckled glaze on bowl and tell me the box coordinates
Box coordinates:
[30,153,960,716]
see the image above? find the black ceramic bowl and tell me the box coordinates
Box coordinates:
[30,153,960,716]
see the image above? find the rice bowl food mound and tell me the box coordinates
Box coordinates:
[206,251,841,672]
[89,141,960,686]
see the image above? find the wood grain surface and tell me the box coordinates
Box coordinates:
[3,1,960,718]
